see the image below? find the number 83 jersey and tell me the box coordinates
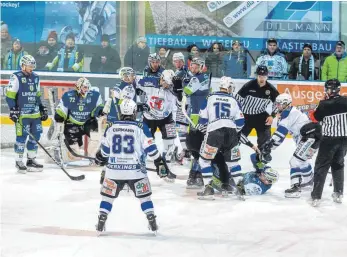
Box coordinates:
[199,92,244,133]
[100,121,160,180]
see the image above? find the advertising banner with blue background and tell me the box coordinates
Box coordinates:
[1,1,118,46]
[145,1,340,53]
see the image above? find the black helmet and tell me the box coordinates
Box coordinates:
[324,79,341,97]
[256,65,268,76]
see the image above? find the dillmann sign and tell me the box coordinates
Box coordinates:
[257,1,333,33]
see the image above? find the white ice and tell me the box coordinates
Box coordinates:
[1,137,347,257]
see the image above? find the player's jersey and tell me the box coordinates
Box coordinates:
[6,71,42,118]
[242,172,272,195]
[56,90,103,125]
[143,66,164,80]
[272,106,310,148]
[183,72,210,125]
[116,81,136,101]
[137,77,177,120]
[198,92,244,133]
[175,65,189,79]
[100,121,160,180]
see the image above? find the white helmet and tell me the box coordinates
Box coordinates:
[119,67,135,82]
[119,98,137,117]
[219,76,234,92]
[275,93,292,110]
[160,69,175,85]
[20,55,36,69]
[263,166,279,184]
[75,77,91,94]
[173,52,185,62]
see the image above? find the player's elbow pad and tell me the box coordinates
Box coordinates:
[54,113,65,123]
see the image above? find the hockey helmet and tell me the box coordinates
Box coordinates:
[256,65,268,76]
[119,67,135,82]
[75,77,91,94]
[119,99,137,120]
[219,76,234,93]
[173,52,185,62]
[263,166,279,184]
[160,69,175,86]
[190,57,205,73]
[275,93,292,111]
[20,55,36,69]
[324,79,341,97]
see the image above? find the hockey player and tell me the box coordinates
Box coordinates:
[136,70,178,179]
[173,52,189,79]
[116,67,137,101]
[261,93,322,198]
[196,76,245,198]
[5,55,48,173]
[94,99,169,234]
[54,77,104,161]
[143,53,164,80]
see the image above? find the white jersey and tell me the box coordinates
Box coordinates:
[198,92,245,133]
[100,121,160,180]
[272,106,310,147]
[138,81,177,121]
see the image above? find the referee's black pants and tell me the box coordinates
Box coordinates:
[311,137,347,199]
[241,113,271,148]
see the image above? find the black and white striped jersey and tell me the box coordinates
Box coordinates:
[313,95,347,137]
[235,79,279,116]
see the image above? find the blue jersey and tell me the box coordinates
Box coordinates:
[56,90,103,125]
[242,172,272,195]
[6,71,42,119]
[175,65,189,79]
[143,66,164,80]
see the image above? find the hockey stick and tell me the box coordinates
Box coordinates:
[21,125,85,181]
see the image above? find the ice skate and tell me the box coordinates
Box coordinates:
[285,184,301,198]
[26,158,43,172]
[163,169,176,183]
[146,212,158,234]
[311,198,321,207]
[332,192,343,204]
[16,161,27,174]
[186,170,204,189]
[197,182,215,200]
[96,212,108,235]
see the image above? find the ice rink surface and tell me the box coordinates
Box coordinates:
[1,138,347,257]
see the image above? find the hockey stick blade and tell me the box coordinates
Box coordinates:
[63,138,96,161]
[21,125,85,181]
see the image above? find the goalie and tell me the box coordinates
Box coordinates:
[52,77,104,164]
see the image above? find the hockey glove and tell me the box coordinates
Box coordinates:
[261,139,274,155]
[195,123,207,134]
[83,117,98,137]
[154,156,170,178]
[172,76,183,92]
[137,103,150,112]
[95,150,108,166]
[39,105,48,121]
[9,107,20,123]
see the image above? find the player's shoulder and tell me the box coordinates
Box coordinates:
[31,71,39,77]
[12,71,23,77]
[63,89,77,98]
[87,90,101,98]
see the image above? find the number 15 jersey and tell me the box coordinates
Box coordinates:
[100,121,160,180]
[198,92,245,133]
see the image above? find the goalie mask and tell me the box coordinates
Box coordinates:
[119,99,137,121]
[20,55,36,73]
[190,57,205,74]
[119,67,135,83]
[148,53,161,71]
[275,93,292,112]
[75,77,91,96]
[160,69,175,89]
[219,76,234,94]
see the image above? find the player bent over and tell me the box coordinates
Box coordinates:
[94,99,170,234]
[5,55,48,173]
[261,93,321,198]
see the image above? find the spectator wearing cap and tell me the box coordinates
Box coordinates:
[34,41,51,70]
[46,31,60,59]
[321,41,347,82]
[186,44,207,72]
[256,38,288,79]
[46,32,84,72]
[222,40,251,79]
[124,36,150,73]
[205,42,225,78]
[1,22,12,69]
[90,34,121,74]
[288,44,320,81]
[2,38,28,70]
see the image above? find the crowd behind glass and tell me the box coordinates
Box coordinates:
[1,21,346,82]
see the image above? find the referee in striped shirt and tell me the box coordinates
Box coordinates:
[235,65,279,148]
[310,79,347,205]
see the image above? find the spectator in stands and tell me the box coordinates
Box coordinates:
[46,31,60,59]
[46,32,84,72]
[222,40,251,78]
[256,38,288,79]
[187,44,207,72]
[35,41,51,70]
[90,34,121,74]
[158,46,171,69]
[288,43,320,81]
[124,36,150,73]
[2,38,28,70]
[205,42,225,78]
[321,41,347,82]
[1,22,12,69]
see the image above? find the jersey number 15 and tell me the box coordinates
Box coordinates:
[213,102,231,118]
